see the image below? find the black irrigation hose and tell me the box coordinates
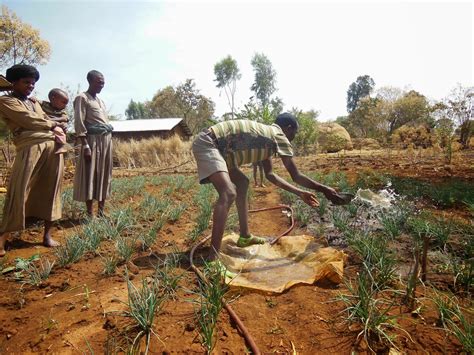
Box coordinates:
[189,204,295,354]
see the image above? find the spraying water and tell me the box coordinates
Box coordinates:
[354,188,397,209]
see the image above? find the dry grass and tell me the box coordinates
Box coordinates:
[113,135,193,169]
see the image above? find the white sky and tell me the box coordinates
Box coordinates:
[3,0,473,121]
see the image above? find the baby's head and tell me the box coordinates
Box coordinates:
[48,88,69,110]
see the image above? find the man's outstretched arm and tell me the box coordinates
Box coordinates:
[280,156,341,202]
[261,158,319,207]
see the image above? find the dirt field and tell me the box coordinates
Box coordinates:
[0,148,472,354]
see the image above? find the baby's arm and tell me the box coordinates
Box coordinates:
[48,114,69,123]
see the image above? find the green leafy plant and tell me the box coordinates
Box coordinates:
[279,188,297,205]
[294,200,313,226]
[432,292,473,353]
[112,176,146,201]
[430,217,453,250]
[451,257,473,292]
[55,235,87,267]
[154,253,183,299]
[123,275,166,354]
[346,232,397,290]
[338,269,406,352]
[332,208,351,233]
[61,188,86,220]
[82,220,103,252]
[116,236,136,264]
[377,201,412,239]
[431,290,457,327]
[139,194,170,222]
[109,207,136,236]
[464,200,474,216]
[140,217,166,250]
[192,260,229,353]
[23,258,55,286]
[189,185,215,241]
[345,202,359,218]
[101,255,119,276]
[446,304,473,353]
[167,203,187,222]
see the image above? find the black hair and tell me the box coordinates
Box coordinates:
[48,88,68,101]
[86,70,103,82]
[275,112,299,129]
[5,64,40,83]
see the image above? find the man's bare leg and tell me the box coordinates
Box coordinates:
[0,233,7,257]
[229,168,250,237]
[208,172,237,260]
[259,164,265,187]
[230,169,266,247]
[43,220,60,247]
[252,163,258,187]
[86,200,93,217]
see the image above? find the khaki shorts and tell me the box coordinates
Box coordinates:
[192,131,228,184]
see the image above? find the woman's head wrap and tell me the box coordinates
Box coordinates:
[5,65,40,83]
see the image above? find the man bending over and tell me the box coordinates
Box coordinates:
[192,113,348,261]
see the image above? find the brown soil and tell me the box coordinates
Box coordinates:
[0,150,472,354]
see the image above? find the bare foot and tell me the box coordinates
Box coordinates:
[260,184,266,187]
[43,237,60,248]
[0,234,7,257]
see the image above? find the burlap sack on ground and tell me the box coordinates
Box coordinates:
[219,233,345,293]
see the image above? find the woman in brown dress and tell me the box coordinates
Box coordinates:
[0,65,65,256]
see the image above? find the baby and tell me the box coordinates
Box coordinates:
[40,88,69,154]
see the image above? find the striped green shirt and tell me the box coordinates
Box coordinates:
[211,120,294,169]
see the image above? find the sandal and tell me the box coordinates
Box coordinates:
[237,234,266,248]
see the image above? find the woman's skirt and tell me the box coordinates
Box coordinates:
[73,133,113,202]
[0,141,64,233]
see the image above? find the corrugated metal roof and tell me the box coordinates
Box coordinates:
[110,118,183,132]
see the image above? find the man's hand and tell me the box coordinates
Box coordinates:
[323,187,338,200]
[300,191,319,207]
[324,187,353,205]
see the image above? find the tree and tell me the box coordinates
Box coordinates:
[346,75,375,113]
[444,84,473,148]
[235,97,284,125]
[250,53,277,106]
[148,86,181,118]
[346,96,382,139]
[214,55,241,119]
[387,90,432,133]
[0,6,51,69]
[148,79,215,134]
[289,108,319,155]
[125,99,151,120]
[345,87,433,140]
